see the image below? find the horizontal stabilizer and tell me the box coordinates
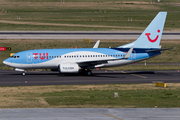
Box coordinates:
[145,48,174,52]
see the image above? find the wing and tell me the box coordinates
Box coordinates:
[77,46,134,68]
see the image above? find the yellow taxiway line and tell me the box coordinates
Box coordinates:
[104,113,123,120]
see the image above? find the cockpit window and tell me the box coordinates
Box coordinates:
[11,56,20,58]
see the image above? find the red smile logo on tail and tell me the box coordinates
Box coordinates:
[145,30,160,43]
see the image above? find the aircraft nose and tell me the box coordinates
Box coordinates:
[3,60,8,65]
[3,59,11,66]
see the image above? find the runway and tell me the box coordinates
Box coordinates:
[0,31,180,39]
[0,69,180,86]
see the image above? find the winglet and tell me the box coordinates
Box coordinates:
[93,40,100,48]
[123,46,134,59]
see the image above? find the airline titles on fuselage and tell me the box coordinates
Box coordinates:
[32,53,125,60]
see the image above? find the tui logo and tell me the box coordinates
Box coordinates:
[145,30,160,43]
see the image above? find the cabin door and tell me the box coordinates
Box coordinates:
[131,50,136,60]
[26,52,32,62]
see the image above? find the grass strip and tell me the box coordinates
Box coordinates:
[0,1,180,31]
[0,83,180,108]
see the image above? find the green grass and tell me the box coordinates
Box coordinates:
[0,84,180,108]
[44,89,180,107]
[0,0,180,31]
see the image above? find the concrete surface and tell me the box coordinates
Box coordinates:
[0,31,179,39]
[0,108,180,120]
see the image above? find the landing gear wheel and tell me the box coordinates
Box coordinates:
[87,70,92,76]
[80,69,92,76]
[22,72,26,76]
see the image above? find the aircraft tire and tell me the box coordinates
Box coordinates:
[22,72,26,76]
[87,70,92,76]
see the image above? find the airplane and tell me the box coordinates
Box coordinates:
[3,12,169,76]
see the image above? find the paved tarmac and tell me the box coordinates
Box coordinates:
[0,108,180,120]
[0,31,180,39]
[0,69,180,86]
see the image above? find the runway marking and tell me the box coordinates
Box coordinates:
[122,71,147,78]
[131,74,147,78]
[104,113,123,120]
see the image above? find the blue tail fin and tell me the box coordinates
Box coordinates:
[118,12,167,48]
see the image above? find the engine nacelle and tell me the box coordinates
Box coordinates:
[58,63,80,73]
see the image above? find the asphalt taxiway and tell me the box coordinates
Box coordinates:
[0,31,180,39]
[0,69,180,86]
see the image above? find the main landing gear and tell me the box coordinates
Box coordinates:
[80,69,92,76]
[87,70,92,76]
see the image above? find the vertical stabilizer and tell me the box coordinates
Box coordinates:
[118,12,167,48]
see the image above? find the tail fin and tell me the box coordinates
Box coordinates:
[118,12,167,48]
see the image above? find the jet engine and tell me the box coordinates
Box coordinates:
[58,63,80,73]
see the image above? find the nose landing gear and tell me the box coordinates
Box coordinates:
[22,71,26,76]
